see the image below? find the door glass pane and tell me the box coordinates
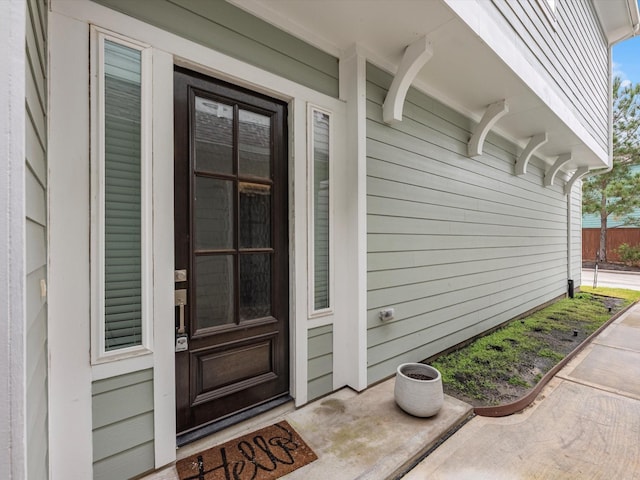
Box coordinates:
[195,176,233,250]
[239,109,271,178]
[195,255,234,328]
[313,110,330,310]
[103,39,143,351]
[195,97,234,174]
[239,182,271,248]
[240,254,271,320]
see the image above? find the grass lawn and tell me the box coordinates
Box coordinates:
[431,288,639,406]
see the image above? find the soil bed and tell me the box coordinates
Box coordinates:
[430,290,635,408]
[407,373,435,381]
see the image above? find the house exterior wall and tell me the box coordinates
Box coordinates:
[90,0,339,98]
[43,0,624,478]
[26,0,49,479]
[84,0,345,408]
[366,63,570,385]
[307,325,333,401]
[49,1,351,478]
[486,0,608,154]
[92,370,155,480]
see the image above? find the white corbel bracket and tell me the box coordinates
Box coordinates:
[515,132,548,176]
[382,36,433,124]
[564,166,589,195]
[468,100,509,158]
[544,153,572,187]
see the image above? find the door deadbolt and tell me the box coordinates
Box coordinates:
[175,269,187,282]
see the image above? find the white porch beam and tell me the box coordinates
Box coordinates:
[468,100,509,158]
[544,153,572,187]
[382,36,433,124]
[564,166,589,195]
[515,132,548,176]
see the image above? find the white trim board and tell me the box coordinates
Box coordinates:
[48,11,94,480]
[0,1,27,479]
[150,48,177,468]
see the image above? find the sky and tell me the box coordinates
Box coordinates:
[613,34,640,87]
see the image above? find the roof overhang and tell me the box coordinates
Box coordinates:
[593,0,640,45]
[229,0,635,173]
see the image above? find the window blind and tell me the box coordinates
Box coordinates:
[312,110,330,310]
[103,40,143,351]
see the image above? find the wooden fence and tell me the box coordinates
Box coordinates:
[582,228,640,262]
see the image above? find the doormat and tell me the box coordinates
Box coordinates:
[176,421,317,480]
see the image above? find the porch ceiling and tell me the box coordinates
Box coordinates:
[230,0,610,172]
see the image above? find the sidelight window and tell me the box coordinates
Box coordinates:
[308,105,333,316]
[91,28,152,362]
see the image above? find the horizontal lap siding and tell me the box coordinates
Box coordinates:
[308,325,333,401]
[366,63,568,385]
[488,0,608,153]
[92,370,155,480]
[26,0,49,479]
[90,0,339,97]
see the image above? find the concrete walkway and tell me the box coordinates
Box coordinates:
[403,302,640,479]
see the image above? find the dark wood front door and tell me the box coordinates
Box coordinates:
[174,67,289,435]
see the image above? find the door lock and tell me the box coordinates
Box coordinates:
[174,269,187,282]
[175,289,188,352]
[175,289,187,333]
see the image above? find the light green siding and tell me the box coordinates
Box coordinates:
[487,0,608,154]
[308,325,333,401]
[26,0,49,479]
[90,0,339,97]
[366,63,570,385]
[92,369,155,480]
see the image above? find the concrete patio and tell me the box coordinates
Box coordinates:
[144,298,640,480]
[143,381,472,480]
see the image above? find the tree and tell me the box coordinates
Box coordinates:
[582,76,640,262]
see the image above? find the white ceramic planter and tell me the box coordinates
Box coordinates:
[394,363,444,417]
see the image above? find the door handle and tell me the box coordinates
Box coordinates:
[175,289,187,334]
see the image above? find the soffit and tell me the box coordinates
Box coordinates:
[230,0,610,170]
[593,0,639,45]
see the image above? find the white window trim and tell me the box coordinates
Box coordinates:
[90,26,154,365]
[307,104,334,319]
